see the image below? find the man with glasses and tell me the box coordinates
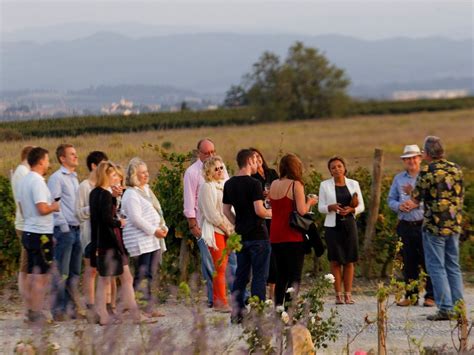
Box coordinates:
[183,139,229,308]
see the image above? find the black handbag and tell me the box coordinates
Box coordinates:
[289,182,315,232]
[304,224,325,257]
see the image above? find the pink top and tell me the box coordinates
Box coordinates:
[183,158,229,227]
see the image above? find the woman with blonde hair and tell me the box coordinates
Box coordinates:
[121,158,167,314]
[268,153,317,307]
[89,161,140,325]
[198,156,233,312]
[318,156,364,304]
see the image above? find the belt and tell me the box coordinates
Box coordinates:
[69,225,80,230]
[399,220,423,226]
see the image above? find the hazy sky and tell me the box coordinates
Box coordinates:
[1,0,473,40]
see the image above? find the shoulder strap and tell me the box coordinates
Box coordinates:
[291,181,297,212]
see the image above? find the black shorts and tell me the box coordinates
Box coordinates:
[21,232,54,274]
[84,242,93,260]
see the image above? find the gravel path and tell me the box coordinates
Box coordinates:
[0,285,472,354]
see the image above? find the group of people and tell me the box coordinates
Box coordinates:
[11,135,464,325]
[12,145,167,324]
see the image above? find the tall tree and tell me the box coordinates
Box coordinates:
[229,42,351,120]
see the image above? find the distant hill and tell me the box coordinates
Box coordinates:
[1,32,472,97]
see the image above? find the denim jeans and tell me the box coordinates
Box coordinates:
[133,250,161,301]
[232,239,271,316]
[197,237,215,305]
[422,231,464,312]
[226,251,237,291]
[52,226,82,315]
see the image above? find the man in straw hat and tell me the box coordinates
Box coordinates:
[388,144,435,307]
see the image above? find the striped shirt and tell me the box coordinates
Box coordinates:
[121,187,162,257]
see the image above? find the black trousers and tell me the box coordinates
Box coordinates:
[397,220,434,300]
[272,242,305,306]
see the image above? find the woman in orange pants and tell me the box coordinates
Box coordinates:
[198,156,234,312]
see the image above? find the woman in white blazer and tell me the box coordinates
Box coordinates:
[318,156,364,305]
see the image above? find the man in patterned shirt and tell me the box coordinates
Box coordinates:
[406,136,464,321]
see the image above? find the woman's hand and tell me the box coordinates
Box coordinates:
[338,206,355,216]
[154,228,167,238]
[119,218,127,228]
[328,203,342,213]
[307,195,318,206]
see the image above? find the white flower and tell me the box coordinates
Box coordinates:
[311,316,316,324]
[281,311,290,324]
[324,273,335,284]
[276,305,285,313]
[50,342,60,351]
[265,299,273,306]
[286,287,295,293]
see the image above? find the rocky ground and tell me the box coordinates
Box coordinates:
[0,278,472,354]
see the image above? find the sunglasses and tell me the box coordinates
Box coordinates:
[214,166,224,172]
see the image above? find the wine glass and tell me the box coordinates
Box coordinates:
[264,183,271,209]
[307,193,317,214]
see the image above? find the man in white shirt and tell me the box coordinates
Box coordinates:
[48,143,81,320]
[183,138,230,307]
[11,145,33,309]
[18,147,60,323]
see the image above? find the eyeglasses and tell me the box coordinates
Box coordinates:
[200,150,216,156]
[214,166,224,172]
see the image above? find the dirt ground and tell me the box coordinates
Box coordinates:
[0,277,473,354]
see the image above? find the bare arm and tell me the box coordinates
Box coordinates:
[36,201,60,215]
[294,181,316,215]
[254,200,271,219]
[223,203,236,225]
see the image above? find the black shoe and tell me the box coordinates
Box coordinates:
[27,310,47,323]
[207,301,213,309]
[52,313,67,322]
[427,310,453,321]
[230,314,243,324]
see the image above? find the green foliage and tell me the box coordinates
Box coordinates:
[243,42,351,121]
[349,97,474,116]
[1,97,473,140]
[148,146,197,283]
[0,175,19,276]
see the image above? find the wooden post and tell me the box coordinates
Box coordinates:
[362,148,384,278]
[179,237,190,281]
[377,295,387,355]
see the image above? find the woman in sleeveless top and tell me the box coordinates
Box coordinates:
[269,154,317,307]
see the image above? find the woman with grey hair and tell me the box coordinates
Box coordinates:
[121,157,168,314]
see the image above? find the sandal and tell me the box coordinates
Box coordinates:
[335,292,344,305]
[344,292,355,304]
[99,317,122,326]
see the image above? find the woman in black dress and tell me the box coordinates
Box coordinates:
[250,147,279,300]
[318,157,365,304]
[90,161,139,325]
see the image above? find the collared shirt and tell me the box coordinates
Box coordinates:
[18,171,54,234]
[11,163,30,230]
[48,165,80,230]
[183,158,229,226]
[388,170,424,221]
[412,159,464,236]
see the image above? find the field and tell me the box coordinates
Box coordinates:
[1,109,472,180]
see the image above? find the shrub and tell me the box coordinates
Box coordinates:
[0,175,20,276]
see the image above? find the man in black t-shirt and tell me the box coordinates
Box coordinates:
[223,149,272,323]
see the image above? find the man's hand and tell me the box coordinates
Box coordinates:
[401,199,418,212]
[190,225,201,238]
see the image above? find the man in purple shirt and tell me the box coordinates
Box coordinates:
[183,139,230,307]
[388,144,434,307]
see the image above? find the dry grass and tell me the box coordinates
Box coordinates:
[1,109,472,180]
